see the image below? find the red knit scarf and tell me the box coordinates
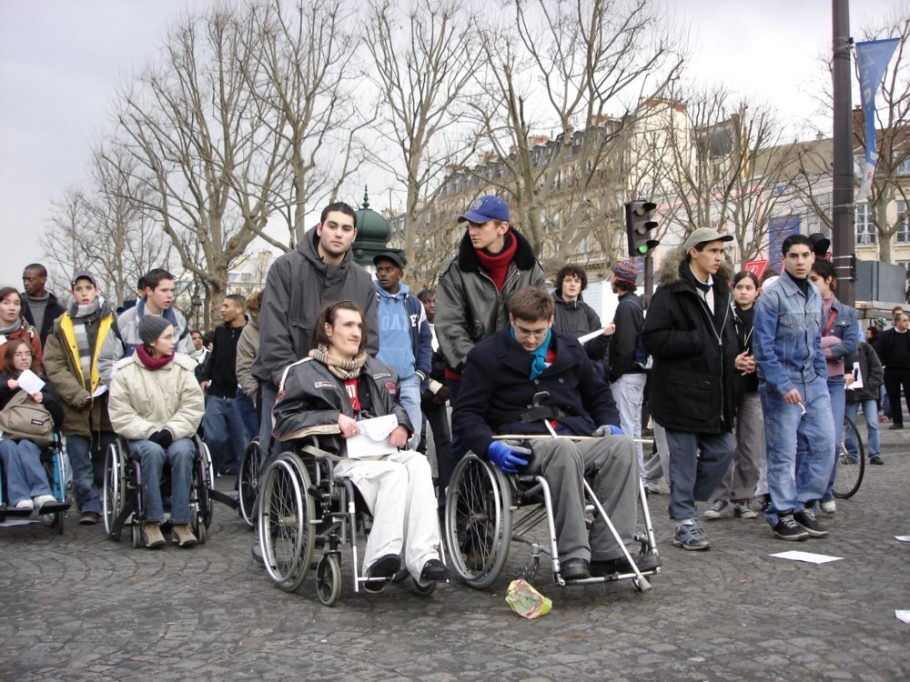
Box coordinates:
[136,344,174,371]
[475,232,517,291]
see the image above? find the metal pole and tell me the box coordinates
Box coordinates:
[643,253,654,305]
[832,0,856,306]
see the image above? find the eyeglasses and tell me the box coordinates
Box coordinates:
[13,352,33,358]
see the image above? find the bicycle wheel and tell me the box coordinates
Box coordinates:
[833,416,864,499]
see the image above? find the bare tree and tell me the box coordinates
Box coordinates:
[652,84,797,262]
[463,0,685,275]
[363,0,482,268]
[42,146,173,306]
[112,1,361,313]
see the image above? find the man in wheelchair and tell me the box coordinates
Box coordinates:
[453,286,658,580]
[271,300,448,590]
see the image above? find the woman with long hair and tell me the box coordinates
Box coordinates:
[0,287,44,374]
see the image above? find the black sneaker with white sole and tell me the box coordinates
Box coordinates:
[793,509,830,538]
[773,514,810,541]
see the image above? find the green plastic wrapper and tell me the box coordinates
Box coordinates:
[505,579,552,619]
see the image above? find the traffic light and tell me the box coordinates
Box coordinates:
[624,200,659,257]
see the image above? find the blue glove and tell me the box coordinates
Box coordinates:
[593,424,624,437]
[486,441,531,475]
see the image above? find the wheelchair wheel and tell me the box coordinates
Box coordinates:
[130,523,141,549]
[103,442,126,540]
[316,554,342,606]
[238,438,262,528]
[833,416,865,499]
[54,510,65,535]
[444,454,512,589]
[195,439,215,530]
[259,454,315,592]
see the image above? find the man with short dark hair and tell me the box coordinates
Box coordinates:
[552,263,611,376]
[21,263,65,346]
[454,286,652,580]
[117,268,192,356]
[876,311,910,430]
[373,252,431,451]
[753,234,835,541]
[642,228,740,551]
[200,294,248,475]
[249,201,378,561]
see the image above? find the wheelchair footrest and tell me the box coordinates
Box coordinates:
[37,502,70,514]
[208,489,238,510]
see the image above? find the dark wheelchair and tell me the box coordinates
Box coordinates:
[102,434,234,546]
[444,436,660,593]
[257,437,444,606]
[0,432,70,533]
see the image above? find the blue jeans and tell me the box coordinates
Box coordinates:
[129,438,195,524]
[398,375,423,451]
[845,399,880,460]
[761,377,835,526]
[817,376,845,503]
[236,389,259,444]
[663,429,735,521]
[0,438,52,505]
[67,433,117,514]
[611,373,647,479]
[202,394,246,473]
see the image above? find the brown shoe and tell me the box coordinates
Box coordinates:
[142,522,166,549]
[171,524,198,548]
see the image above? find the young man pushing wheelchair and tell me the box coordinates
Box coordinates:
[452,286,660,580]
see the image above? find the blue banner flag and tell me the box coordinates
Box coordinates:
[856,38,900,201]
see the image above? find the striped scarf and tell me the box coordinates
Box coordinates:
[308,344,368,380]
[68,297,102,389]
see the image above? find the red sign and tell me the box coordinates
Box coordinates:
[744,259,769,280]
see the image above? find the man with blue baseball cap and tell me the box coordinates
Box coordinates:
[436,195,546,459]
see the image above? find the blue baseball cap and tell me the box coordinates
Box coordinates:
[458,195,510,224]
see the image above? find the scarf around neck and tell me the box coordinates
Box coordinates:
[0,316,24,336]
[68,295,103,320]
[309,344,368,380]
[136,343,174,371]
[511,326,552,381]
[475,232,517,291]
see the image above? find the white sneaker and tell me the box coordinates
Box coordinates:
[820,500,836,514]
[33,494,57,512]
[14,498,34,511]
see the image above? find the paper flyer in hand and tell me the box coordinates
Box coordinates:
[16,369,45,395]
[346,414,399,459]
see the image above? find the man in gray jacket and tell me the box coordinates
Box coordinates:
[250,202,378,562]
[435,195,546,440]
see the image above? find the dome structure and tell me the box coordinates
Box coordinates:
[352,187,406,267]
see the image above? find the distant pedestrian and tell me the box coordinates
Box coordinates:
[21,263,65,347]
[117,268,192,356]
[845,338,884,466]
[552,263,611,377]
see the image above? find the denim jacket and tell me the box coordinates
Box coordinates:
[753,270,827,396]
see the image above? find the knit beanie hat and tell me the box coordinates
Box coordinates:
[138,314,172,345]
[613,260,639,286]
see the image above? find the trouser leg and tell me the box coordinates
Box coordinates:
[529,439,588,562]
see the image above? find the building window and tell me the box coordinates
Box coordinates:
[856,203,876,244]
[898,201,910,243]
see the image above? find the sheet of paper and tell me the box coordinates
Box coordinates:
[92,385,108,398]
[770,550,843,565]
[577,328,606,345]
[16,369,45,394]
[895,535,910,543]
[346,415,399,459]
[0,518,39,527]
[847,364,863,390]
[896,610,910,624]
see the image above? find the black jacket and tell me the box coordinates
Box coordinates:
[641,251,738,434]
[847,341,884,403]
[875,327,910,369]
[21,292,66,348]
[606,292,646,382]
[452,328,621,459]
[200,321,245,398]
[271,356,412,457]
[552,291,610,374]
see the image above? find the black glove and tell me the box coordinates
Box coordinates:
[149,429,174,449]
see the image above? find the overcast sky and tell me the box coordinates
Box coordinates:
[0,0,901,294]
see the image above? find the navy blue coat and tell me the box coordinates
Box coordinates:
[452,327,621,458]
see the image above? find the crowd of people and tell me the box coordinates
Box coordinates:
[0,195,895,586]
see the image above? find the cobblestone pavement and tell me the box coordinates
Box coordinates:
[2,435,908,681]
